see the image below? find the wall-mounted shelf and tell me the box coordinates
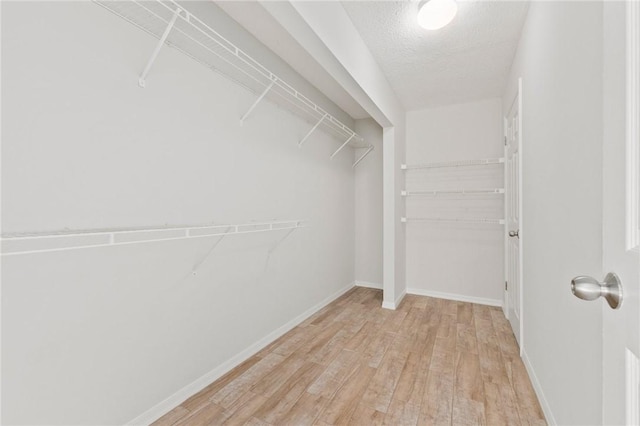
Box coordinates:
[402,156,505,227]
[401,157,505,170]
[401,188,504,196]
[94,0,373,168]
[401,217,505,225]
[1,220,305,256]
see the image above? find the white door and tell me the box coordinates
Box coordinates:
[601,2,640,423]
[505,78,522,347]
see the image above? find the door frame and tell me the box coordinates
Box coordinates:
[601,2,640,423]
[627,0,640,252]
[624,2,640,423]
[504,77,524,355]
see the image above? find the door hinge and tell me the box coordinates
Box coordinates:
[505,281,508,291]
[504,136,507,146]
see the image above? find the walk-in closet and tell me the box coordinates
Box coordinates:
[2,1,638,425]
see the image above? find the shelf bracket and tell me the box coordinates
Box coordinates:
[330,133,355,159]
[240,79,276,125]
[191,226,231,276]
[352,145,374,168]
[299,113,328,147]
[138,8,182,88]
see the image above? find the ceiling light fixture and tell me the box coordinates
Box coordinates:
[417,0,458,30]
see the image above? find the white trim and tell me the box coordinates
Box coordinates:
[381,300,396,310]
[395,288,407,307]
[381,287,406,310]
[522,350,556,426]
[0,1,4,422]
[503,116,509,318]
[406,288,502,307]
[382,127,397,311]
[518,77,524,355]
[126,282,355,426]
[354,280,383,290]
[626,0,640,251]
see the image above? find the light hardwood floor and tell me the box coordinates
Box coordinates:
[153,287,546,426]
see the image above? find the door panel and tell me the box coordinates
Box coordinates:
[602,2,640,424]
[505,79,522,346]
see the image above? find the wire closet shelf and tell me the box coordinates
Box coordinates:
[95,0,373,168]
[401,156,506,226]
[401,157,505,170]
[401,217,505,225]
[401,188,504,196]
[1,220,305,256]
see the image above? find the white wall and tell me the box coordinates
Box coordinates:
[354,119,383,287]
[1,2,358,424]
[393,122,407,306]
[503,2,604,424]
[267,1,407,308]
[405,99,504,304]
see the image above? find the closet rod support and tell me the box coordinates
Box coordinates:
[353,145,374,168]
[240,79,276,124]
[330,133,355,159]
[138,7,181,88]
[299,113,328,147]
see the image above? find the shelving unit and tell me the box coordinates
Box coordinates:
[94,0,374,168]
[401,157,505,170]
[1,220,305,256]
[401,217,505,225]
[401,188,504,196]
[402,157,505,226]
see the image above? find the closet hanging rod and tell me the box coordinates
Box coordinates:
[401,217,505,225]
[401,188,505,196]
[95,0,372,162]
[401,157,505,170]
[1,220,306,256]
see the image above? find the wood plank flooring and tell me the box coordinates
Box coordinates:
[153,287,546,426]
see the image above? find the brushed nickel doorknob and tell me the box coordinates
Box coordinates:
[509,230,519,238]
[571,273,623,309]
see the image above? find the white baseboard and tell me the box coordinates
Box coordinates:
[354,280,383,290]
[395,288,407,307]
[406,288,502,307]
[381,300,395,309]
[381,287,407,310]
[126,282,355,426]
[522,350,556,425]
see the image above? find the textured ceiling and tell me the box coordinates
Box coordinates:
[342,0,529,110]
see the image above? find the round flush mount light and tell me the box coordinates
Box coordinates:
[417,0,458,30]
